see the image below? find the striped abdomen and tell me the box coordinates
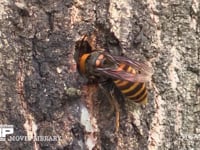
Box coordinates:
[114,64,147,104]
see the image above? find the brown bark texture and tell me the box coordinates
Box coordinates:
[0,0,199,150]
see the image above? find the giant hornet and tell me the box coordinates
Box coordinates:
[74,34,153,132]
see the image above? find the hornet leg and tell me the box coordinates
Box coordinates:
[100,85,120,133]
[109,90,120,133]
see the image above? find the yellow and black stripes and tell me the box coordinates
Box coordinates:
[114,63,147,104]
[78,52,148,104]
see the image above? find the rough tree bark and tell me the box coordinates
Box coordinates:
[0,0,199,150]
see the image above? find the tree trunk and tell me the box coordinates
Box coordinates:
[0,0,199,150]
